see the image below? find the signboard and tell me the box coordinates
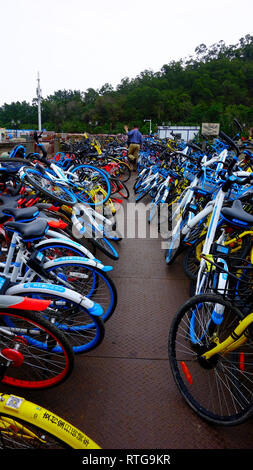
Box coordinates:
[201,123,220,136]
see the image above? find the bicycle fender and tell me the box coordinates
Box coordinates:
[35,238,95,260]
[43,256,112,272]
[6,282,103,315]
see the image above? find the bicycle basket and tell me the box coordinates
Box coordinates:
[201,252,253,312]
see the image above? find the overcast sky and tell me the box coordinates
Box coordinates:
[1,0,252,106]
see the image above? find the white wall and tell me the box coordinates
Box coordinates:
[158,126,200,141]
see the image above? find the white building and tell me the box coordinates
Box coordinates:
[158,125,200,141]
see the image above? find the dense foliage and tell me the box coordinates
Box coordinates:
[1,35,253,135]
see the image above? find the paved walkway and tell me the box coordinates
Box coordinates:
[5,176,253,449]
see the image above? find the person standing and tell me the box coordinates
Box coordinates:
[124,124,142,171]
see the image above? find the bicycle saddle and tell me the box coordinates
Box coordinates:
[0,195,20,223]
[0,195,20,208]
[4,218,49,242]
[2,206,39,222]
[221,199,253,226]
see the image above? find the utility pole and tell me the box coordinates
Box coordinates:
[36,72,42,131]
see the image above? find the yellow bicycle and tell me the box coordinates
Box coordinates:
[0,392,101,449]
[169,250,253,425]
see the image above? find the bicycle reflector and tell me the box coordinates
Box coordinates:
[239,352,245,372]
[180,361,193,385]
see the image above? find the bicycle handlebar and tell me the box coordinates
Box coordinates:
[230,172,253,186]
[219,130,240,156]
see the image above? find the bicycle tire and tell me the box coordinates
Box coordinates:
[103,226,122,242]
[113,179,130,199]
[90,234,119,260]
[69,164,111,206]
[39,260,117,323]
[115,161,131,182]
[133,169,149,192]
[169,293,253,425]
[22,168,77,207]
[0,393,100,448]
[61,213,119,260]
[0,308,74,389]
[6,286,105,355]
[135,186,151,202]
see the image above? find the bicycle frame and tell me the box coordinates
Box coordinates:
[201,311,253,361]
[72,203,113,239]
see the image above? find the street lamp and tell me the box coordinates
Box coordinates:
[144,119,152,135]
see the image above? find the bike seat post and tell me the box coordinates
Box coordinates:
[3,232,18,277]
[10,236,25,283]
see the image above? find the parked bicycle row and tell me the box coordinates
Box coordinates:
[0,132,132,448]
[134,121,253,426]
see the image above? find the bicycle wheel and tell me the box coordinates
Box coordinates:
[135,186,152,202]
[91,234,119,260]
[69,165,111,206]
[114,161,131,182]
[112,179,129,199]
[165,233,184,265]
[22,168,77,206]
[0,309,74,389]
[169,293,253,425]
[39,261,117,323]
[103,226,122,242]
[65,216,119,260]
[6,286,105,355]
[133,169,149,193]
[0,393,100,448]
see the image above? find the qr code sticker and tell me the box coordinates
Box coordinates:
[5,396,23,410]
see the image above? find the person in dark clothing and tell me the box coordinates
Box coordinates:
[124,124,142,171]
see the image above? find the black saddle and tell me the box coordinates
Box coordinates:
[4,218,49,242]
[0,195,20,208]
[2,206,39,222]
[0,196,39,223]
[0,195,20,224]
[221,199,253,226]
